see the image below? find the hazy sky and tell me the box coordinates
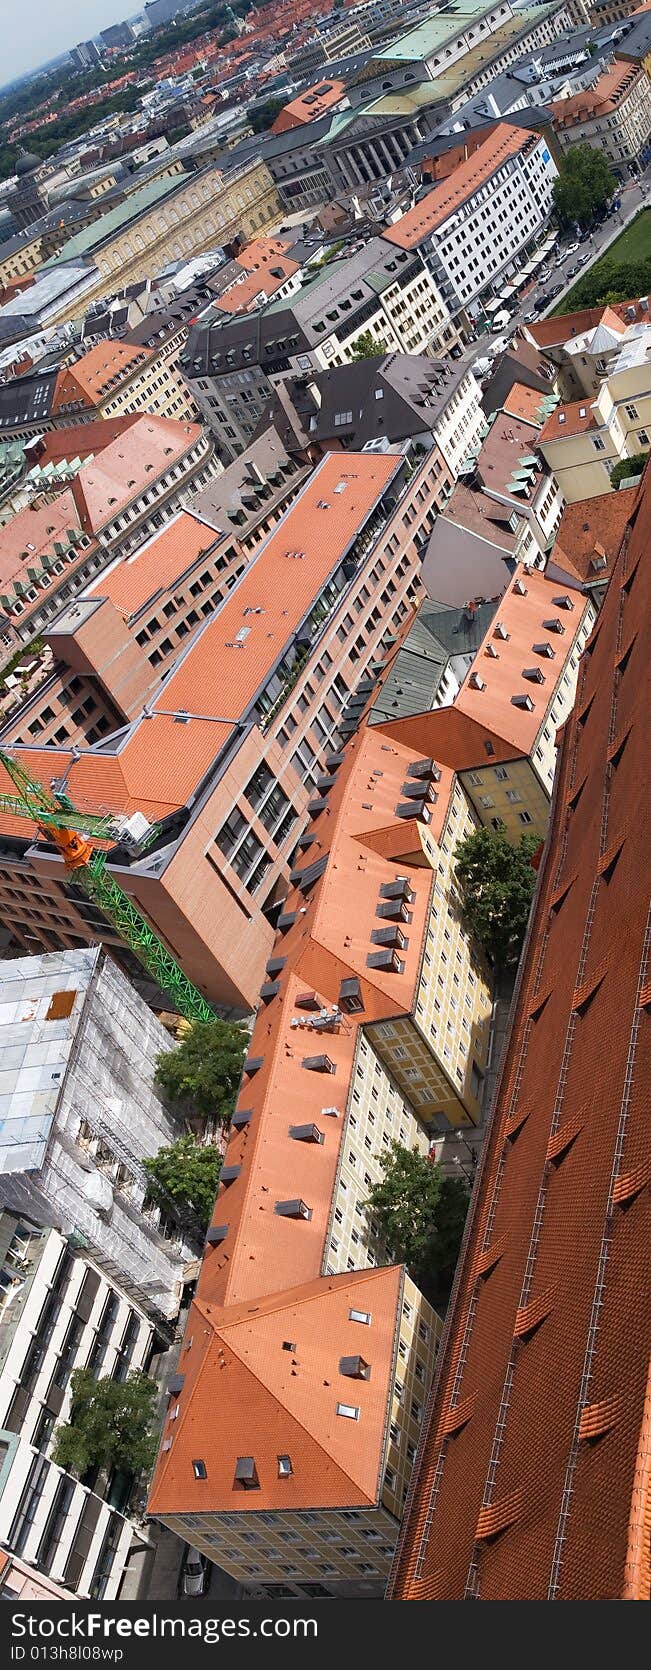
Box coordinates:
[0,0,136,87]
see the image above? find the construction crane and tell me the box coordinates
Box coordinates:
[0,749,215,1026]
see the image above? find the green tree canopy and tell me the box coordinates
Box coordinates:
[454,825,539,969]
[552,143,616,231]
[564,256,651,310]
[365,1141,470,1297]
[144,1135,222,1229]
[248,96,286,134]
[349,330,389,361]
[155,1017,247,1124]
[52,1370,158,1479]
[609,452,648,488]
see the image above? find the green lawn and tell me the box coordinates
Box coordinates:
[551,208,651,315]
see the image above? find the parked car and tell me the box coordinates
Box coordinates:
[566,263,581,279]
[182,1549,209,1597]
[523,309,538,323]
[534,294,549,312]
[564,241,580,256]
[546,282,564,300]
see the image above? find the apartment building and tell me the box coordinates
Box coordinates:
[550,60,651,168]
[382,123,558,325]
[51,336,199,427]
[0,415,217,672]
[147,715,498,1592]
[524,298,650,400]
[261,355,480,474]
[389,464,650,1602]
[0,947,199,1322]
[0,448,451,1014]
[0,1216,154,1600]
[537,326,651,498]
[1,434,311,751]
[182,240,456,462]
[38,160,283,321]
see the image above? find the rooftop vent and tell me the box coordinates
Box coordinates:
[206,1224,228,1245]
[469,671,485,690]
[274,1198,313,1220]
[220,1166,241,1186]
[289,1123,324,1144]
[339,1355,370,1380]
[232,1108,252,1129]
[513,579,528,596]
[234,1457,259,1489]
[301,1054,335,1074]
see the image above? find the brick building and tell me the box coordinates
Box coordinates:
[0,447,450,1014]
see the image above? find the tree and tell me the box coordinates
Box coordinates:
[349,330,389,361]
[566,256,651,310]
[609,451,648,488]
[365,1142,470,1297]
[248,96,286,134]
[454,825,539,970]
[144,1135,222,1229]
[52,1370,158,1479]
[552,143,616,231]
[154,1017,247,1124]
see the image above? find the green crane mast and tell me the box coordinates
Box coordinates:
[0,749,215,1026]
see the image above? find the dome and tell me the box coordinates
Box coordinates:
[15,147,40,178]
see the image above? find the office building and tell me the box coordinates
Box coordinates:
[0,448,449,1014]
[182,239,457,462]
[70,41,104,70]
[382,123,558,325]
[0,415,218,671]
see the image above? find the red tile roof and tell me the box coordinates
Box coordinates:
[86,510,223,619]
[271,78,346,133]
[52,340,152,412]
[538,399,598,443]
[389,468,651,1599]
[550,61,643,129]
[383,125,538,251]
[549,487,640,585]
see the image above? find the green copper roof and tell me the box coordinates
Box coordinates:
[44,174,184,268]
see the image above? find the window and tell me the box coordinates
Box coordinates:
[336,1403,360,1420]
[192,1459,207,1479]
[349,1308,371,1325]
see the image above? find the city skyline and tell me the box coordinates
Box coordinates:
[0,0,142,89]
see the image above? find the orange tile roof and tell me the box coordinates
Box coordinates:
[383,124,537,251]
[154,452,399,722]
[550,61,642,128]
[70,416,202,533]
[389,465,650,1602]
[271,78,346,133]
[538,399,598,443]
[476,409,546,496]
[52,340,152,412]
[525,305,630,352]
[86,510,223,619]
[236,236,293,274]
[214,256,300,316]
[148,1268,402,1515]
[453,562,587,754]
[0,712,234,844]
[549,486,640,585]
[0,453,401,843]
[35,415,141,465]
[502,382,548,425]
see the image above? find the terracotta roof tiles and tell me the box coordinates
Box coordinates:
[389,463,651,1600]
